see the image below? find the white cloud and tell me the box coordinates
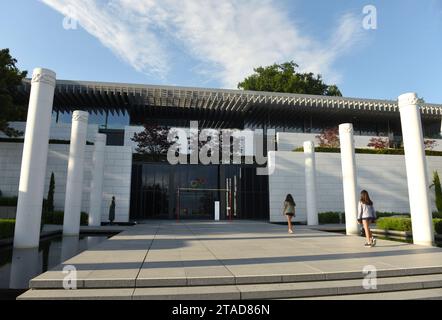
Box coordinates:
[40,0,365,88]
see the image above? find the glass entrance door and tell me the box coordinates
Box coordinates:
[178,190,217,219]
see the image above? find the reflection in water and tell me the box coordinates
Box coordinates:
[0,235,110,290]
[9,248,41,289]
[61,236,80,262]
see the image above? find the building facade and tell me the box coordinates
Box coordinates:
[1,79,442,223]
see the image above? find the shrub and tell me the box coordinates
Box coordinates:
[0,196,18,207]
[432,171,442,213]
[434,219,442,235]
[367,137,389,150]
[424,140,438,151]
[376,217,413,232]
[293,147,442,157]
[316,127,340,148]
[319,212,345,224]
[42,211,89,226]
[433,212,442,219]
[0,219,15,239]
[376,212,410,218]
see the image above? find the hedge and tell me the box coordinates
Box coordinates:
[319,212,345,224]
[376,212,410,218]
[42,211,89,226]
[376,217,413,232]
[294,147,442,157]
[0,196,18,207]
[434,219,442,235]
[318,212,409,225]
[0,219,15,239]
[433,212,442,219]
[377,217,442,235]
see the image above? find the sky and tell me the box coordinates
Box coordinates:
[0,0,441,103]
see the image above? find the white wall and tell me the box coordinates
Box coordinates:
[269,151,442,223]
[277,132,386,151]
[0,143,132,222]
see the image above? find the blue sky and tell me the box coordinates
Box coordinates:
[1,0,441,103]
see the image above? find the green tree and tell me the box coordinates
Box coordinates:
[47,172,55,213]
[432,171,442,213]
[0,48,28,137]
[238,61,342,96]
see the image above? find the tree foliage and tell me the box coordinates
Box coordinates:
[316,127,340,148]
[424,140,438,151]
[0,48,28,137]
[132,124,174,156]
[238,61,342,96]
[432,171,442,213]
[46,172,55,213]
[367,137,389,150]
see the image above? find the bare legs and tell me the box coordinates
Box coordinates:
[363,220,373,244]
[287,215,293,234]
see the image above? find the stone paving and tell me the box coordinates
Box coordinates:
[28,220,442,290]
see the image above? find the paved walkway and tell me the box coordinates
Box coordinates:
[29,221,442,289]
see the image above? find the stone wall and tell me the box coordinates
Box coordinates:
[269,151,442,223]
[0,143,132,222]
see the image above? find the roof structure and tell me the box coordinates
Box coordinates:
[19,79,442,129]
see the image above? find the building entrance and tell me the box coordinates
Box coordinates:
[129,162,269,221]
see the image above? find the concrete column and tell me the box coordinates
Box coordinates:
[339,124,359,235]
[304,141,318,226]
[398,93,434,246]
[88,133,106,227]
[9,248,40,289]
[13,68,56,249]
[63,111,89,236]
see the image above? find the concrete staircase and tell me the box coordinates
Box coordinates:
[18,266,442,300]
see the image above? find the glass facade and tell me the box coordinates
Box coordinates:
[52,110,130,129]
[130,162,269,221]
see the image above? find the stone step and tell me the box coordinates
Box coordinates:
[18,273,442,300]
[29,266,442,289]
[291,288,442,300]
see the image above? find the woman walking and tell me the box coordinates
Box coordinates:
[283,194,296,234]
[358,190,377,247]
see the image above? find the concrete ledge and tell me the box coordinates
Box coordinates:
[132,286,241,300]
[18,288,134,300]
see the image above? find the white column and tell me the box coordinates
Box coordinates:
[339,124,359,235]
[9,248,40,289]
[304,141,318,226]
[398,93,435,246]
[13,68,56,249]
[88,133,106,227]
[63,111,89,236]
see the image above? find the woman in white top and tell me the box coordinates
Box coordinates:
[358,190,377,248]
[283,194,296,234]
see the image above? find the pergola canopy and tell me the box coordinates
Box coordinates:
[19,79,442,129]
